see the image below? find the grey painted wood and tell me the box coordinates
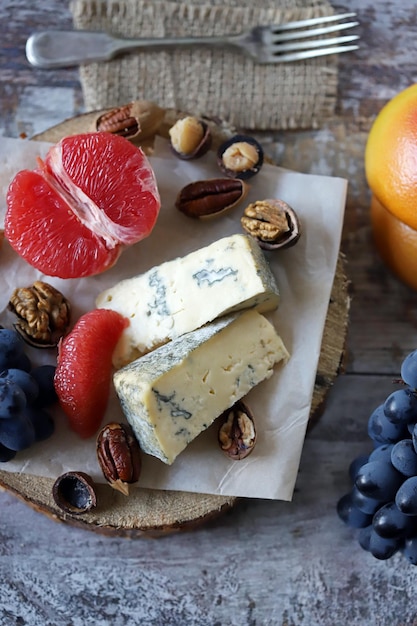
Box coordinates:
[2,1,417,624]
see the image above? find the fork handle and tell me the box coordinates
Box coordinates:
[26,30,239,69]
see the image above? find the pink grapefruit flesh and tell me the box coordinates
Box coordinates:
[5,133,160,278]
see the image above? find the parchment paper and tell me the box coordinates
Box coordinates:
[0,136,347,500]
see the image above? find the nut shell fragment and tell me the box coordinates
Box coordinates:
[97,422,142,496]
[218,400,257,460]
[176,178,249,219]
[241,199,301,250]
[218,135,264,180]
[52,471,97,515]
[8,281,71,348]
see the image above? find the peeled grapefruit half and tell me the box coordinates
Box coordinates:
[5,133,161,278]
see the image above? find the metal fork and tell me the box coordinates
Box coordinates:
[26,12,359,69]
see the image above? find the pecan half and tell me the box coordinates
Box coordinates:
[8,281,71,348]
[176,178,248,218]
[97,423,141,496]
[218,400,257,460]
[95,100,164,141]
[241,199,301,250]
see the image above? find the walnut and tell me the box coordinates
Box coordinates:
[218,400,257,460]
[8,281,71,348]
[241,199,301,250]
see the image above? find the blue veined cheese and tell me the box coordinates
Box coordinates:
[96,234,279,368]
[113,309,289,465]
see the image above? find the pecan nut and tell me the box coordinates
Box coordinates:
[176,178,248,218]
[241,199,301,250]
[8,281,71,348]
[97,423,141,496]
[95,100,164,141]
[218,400,257,460]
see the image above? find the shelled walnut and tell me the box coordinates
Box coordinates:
[218,400,257,460]
[8,281,71,348]
[241,199,301,250]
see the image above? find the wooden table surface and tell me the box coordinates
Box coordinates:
[2,1,417,624]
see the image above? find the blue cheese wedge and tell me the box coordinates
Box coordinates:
[113,309,289,465]
[96,234,279,368]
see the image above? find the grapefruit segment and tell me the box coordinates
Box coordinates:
[5,133,160,279]
[54,309,129,438]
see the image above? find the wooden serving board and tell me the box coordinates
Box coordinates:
[0,105,350,537]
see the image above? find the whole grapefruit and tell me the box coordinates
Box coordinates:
[5,133,160,279]
[365,84,417,289]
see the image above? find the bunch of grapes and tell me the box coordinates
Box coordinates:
[0,327,57,463]
[337,349,417,564]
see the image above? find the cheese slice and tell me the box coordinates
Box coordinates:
[96,234,279,368]
[113,309,289,465]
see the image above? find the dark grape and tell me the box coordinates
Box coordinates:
[24,406,54,442]
[336,492,373,528]
[391,439,417,477]
[348,454,369,482]
[383,388,417,424]
[351,487,383,515]
[0,442,17,462]
[31,365,57,407]
[369,443,394,464]
[12,352,31,373]
[372,501,415,539]
[0,329,24,370]
[0,379,27,419]
[0,413,35,451]
[367,404,408,444]
[403,536,417,565]
[401,350,417,389]
[369,529,401,560]
[355,460,404,501]
[0,369,39,405]
[395,476,417,515]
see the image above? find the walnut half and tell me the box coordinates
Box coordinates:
[8,281,71,348]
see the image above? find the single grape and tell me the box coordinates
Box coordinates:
[391,439,417,477]
[348,454,369,482]
[0,329,24,370]
[383,388,417,424]
[31,365,57,407]
[0,379,27,419]
[0,413,35,451]
[0,442,17,462]
[367,404,408,444]
[401,350,417,389]
[24,406,54,442]
[369,528,401,560]
[372,501,415,539]
[336,492,373,528]
[395,476,417,515]
[0,369,39,405]
[369,443,394,464]
[351,487,384,515]
[402,536,417,565]
[355,460,404,501]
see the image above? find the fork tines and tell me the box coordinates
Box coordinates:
[269,12,360,62]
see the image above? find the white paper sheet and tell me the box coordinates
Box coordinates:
[0,135,347,500]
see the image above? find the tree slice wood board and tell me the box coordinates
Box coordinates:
[0,105,350,537]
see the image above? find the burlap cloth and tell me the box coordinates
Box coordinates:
[70,0,339,130]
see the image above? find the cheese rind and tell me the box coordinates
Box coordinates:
[113,310,289,464]
[96,234,279,368]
